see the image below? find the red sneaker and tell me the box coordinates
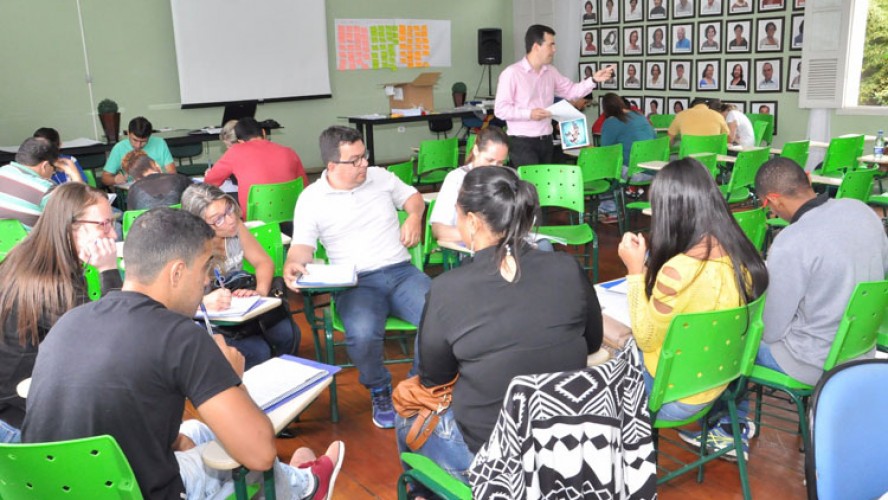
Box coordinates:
[297,441,345,500]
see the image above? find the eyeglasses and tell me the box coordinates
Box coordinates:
[73,218,115,233]
[207,203,236,227]
[332,150,370,167]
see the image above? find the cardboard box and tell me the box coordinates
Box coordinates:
[384,72,441,112]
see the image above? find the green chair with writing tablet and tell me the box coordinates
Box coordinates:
[679,134,728,159]
[415,137,458,187]
[719,147,770,204]
[733,207,768,252]
[835,168,877,202]
[246,178,303,227]
[746,114,774,146]
[387,160,415,186]
[812,135,864,180]
[780,140,810,168]
[0,219,28,262]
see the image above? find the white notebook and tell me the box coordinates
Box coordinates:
[242,357,328,411]
[295,263,357,287]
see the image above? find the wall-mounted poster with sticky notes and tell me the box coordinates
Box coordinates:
[335,19,451,71]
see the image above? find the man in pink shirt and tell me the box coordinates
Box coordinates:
[495,25,614,168]
[203,117,308,220]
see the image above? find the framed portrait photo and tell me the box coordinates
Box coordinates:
[699,0,722,16]
[600,61,620,89]
[698,21,722,53]
[673,0,695,18]
[601,27,620,55]
[624,0,644,22]
[758,0,785,12]
[579,62,598,81]
[581,0,600,26]
[726,20,752,53]
[623,61,643,89]
[756,18,784,52]
[750,100,778,134]
[671,23,694,54]
[644,96,665,118]
[723,100,746,113]
[790,14,804,50]
[624,27,644,55]
[754,58,782,92]
[787,56,802,92]
[724,59,750,92]
[645,60,667,90]
[794,0,805,10]
[696,59,720,91]
[648,0,669,21]
[601,0,621,24]
[623,95,643,111]
[581,29,600,56]
[728,0,753,14]
[668,97,690,115]
[647,25,668,55]
[669,60,692,90]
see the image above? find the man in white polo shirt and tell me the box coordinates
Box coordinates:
[284,126,430,429]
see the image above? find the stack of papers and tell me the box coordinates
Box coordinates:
[242,357,328,410]
[595,278,631,327]
[296,263,357,287]
[195,296,262,319]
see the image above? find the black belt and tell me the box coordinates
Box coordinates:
[512,134,553,141]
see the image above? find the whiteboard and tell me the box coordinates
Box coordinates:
[169,0,332,106]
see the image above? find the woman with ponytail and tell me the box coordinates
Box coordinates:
[394,167,603,483]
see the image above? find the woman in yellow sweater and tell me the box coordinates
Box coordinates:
[618,158,768,422]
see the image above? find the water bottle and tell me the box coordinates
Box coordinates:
[875,129,884,160]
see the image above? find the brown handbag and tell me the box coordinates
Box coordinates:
[392,374,459,451]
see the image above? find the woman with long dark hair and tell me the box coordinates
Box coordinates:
[618,158,767,421]
[600,93,656,168]
[0,183,121,442]
[395,167,603,483]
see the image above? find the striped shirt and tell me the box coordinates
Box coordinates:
[0,162,55,229]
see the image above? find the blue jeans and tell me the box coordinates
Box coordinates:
[395,410,474,484]
[730,343,788,422]
[0,418,21,443]
[335,261,431,389]
[642,367,710,422]
[224,314,299,370]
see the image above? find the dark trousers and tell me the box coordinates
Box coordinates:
[508,134,554,169]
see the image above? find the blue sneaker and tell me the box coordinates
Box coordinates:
[370,385,395,429]
[678,424,750,462]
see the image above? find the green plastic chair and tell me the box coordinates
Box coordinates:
[415,137,458,186]
[877,310,888,353]
[733,207,768,252]
[746,114,774,145]
[517,164,598,281]
[749,280,888,452]
[621,137,669,231]
[649,114,675,130]
[121,209,148,239]
[0,434,143,499]
[0,218,28,262]
[576,144,623,229]
[320,211,425,422]
[387,160,414,186]
[835,168,877,202]
[752,121,769,148]
[422,199,459,270]
[83,168,98,187]
[692,152,720,179]
[719,147,770,204]
[169,142,209,177]
[650,296,765,500]
[812,135,864,180]
[463,133,477,164]
[246,178,304,226]
[780,140,810,168]
[679,134,728,159]
[83,264,104,301]
[242,222,285,277]
[397,452,471,500]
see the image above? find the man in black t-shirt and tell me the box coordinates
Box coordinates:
[23,208,344,499]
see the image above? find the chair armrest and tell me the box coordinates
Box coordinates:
[400,452,473,500]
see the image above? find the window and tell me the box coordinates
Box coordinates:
[858,0,888,106]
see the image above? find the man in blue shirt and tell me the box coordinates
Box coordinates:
[674,26,691,51]
[102,116,175,186]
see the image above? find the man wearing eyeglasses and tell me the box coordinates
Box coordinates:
[284,125,430,430]
[204,117,308,221]
[0,137,81,229]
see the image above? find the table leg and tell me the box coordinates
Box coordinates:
[366,124,376,165]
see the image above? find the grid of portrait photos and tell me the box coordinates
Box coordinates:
[579,0,805,135]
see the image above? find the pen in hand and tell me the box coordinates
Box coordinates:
[214,268,226,289]
[199,304,214,337]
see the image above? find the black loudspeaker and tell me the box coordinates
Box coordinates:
[478,28,502,65]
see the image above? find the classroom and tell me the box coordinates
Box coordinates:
[1,0,887,499]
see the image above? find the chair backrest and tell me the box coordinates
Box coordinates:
[576,144,623,184]
[243,222,285,277]
[732,207,768,252]
[465,133,477,157]
[752,121,769,147]
[648,302,757,411]
[821,135,864,175]
[779,140,810,168]
[692,152,719,179]
[745,113,774,145]
[0,218,28,262]
[397,210,424,271]
[822,280,888,371]
[83,264,103,301]
[807,359,888,500]
[649,114,675,129]
[121,209,148,239]
[835,168,876,202]
[723,147,770,201]
[416,137,459,180]
[0,434,143,499]
[83,169,98,188]
[679,134,728,158]
[77,153,107,170]
[169,142,203,165]
[246,178,304,224]
[627,136,670,179]
[517,164,586,214]
[739,294,767,377]
[387,160,414,186]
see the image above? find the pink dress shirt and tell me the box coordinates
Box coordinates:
[495,57,597,137]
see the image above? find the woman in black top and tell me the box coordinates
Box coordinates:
[0,183,121,441]
[394,167,603,483]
